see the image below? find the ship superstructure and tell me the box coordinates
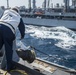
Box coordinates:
[19,0,76,30]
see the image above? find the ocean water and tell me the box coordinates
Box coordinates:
[16,25,76,69]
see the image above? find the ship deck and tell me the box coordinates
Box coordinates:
[0,58,76,75]
[0,69,32,75]
[0,64,33,75]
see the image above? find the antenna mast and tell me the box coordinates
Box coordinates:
[7,0,9,8]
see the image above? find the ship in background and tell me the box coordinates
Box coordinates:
[0,0,76,75]
[19,0,76,31]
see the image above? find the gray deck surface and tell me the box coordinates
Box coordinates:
[0,69,31,75]
[0,58,76,75]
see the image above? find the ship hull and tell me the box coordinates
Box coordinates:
[22,17,76,30]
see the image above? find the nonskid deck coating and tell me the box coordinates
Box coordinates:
[0,69,31,75]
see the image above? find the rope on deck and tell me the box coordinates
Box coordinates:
[4,69,28,75]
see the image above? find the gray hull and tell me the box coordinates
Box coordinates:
[22,17,76,30]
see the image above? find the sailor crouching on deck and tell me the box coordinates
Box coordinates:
[0,7,25,72]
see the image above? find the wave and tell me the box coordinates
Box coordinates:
[25,25,76,50]
[16,25,76,69]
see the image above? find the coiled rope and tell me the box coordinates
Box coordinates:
[4,69,28,75]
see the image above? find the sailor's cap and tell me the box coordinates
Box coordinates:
[12,6,19,13]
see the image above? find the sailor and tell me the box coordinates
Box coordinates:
[0,7,25,71]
